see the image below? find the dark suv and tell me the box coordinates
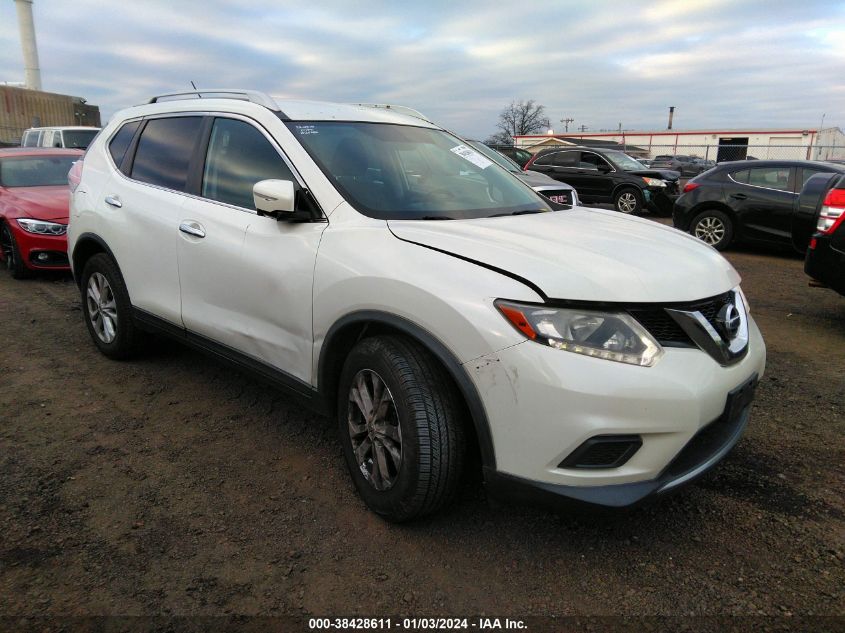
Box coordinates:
[673,160,845,251]
[650,155,706,177]
[805,173,845,296]
[524,146,680,215]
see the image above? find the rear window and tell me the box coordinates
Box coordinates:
[62,129,99,149]
[0,155,79,187]
[21,130,41,147]
[130,117,202,191]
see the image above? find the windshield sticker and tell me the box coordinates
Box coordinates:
[295,125,318,135]
[450,144,493,170]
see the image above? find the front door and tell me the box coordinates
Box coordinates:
[177,116,327,384]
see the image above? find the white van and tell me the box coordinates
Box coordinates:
[21,126,100,150]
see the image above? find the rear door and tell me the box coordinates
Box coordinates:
[728,166,796,243]
[104,115,203,325]
[177,115,327,384]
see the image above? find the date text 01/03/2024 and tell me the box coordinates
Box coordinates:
[308,617,527,630]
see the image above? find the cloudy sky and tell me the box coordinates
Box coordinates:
[1,0,843,138]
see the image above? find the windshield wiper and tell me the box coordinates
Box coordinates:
[488,209,547,217]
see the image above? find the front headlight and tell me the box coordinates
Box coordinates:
[642,177,666,187]
[496,300,664,367]
[16,218,67,236]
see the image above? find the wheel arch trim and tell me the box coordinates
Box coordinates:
[71,232,121,287]
[318,310,497,471]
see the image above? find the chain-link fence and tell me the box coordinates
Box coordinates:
[0,125,26,147]
[624,144,844,163]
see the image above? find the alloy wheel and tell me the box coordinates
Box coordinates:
[617,192,638,213]
[347,369,402,491]
[86,272,118,344]
[0,225,15,270]
[694,216,726,246]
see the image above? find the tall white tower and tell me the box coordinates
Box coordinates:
[14,0,42,90]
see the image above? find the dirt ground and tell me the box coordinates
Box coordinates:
[1,230,843,624]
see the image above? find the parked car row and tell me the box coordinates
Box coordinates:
[522,146,681,216]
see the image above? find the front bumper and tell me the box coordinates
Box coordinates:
[9,224,70,271]
[466,315,766,507]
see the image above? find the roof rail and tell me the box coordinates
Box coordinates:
[352,103,433,123]
[147,89,279,111]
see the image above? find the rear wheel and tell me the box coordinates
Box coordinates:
[80,253,143,359]
[691,209,734,250]
[338,335,465,522]
[614,187,643,214]
[0,222,33,279]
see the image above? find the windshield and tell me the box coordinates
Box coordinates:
[287,121,550,220]
[61,130,99,149]
[0,156,78,187]
[466,140,521,173]
[605,151,646,171]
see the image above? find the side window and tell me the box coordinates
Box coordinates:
[532,152,557,167]
[108,121,141,168]
[201,118,296,210]
[801,168,827,188]
[130,117,202,191]
[553,151,579,167]
[579,153,610,170]
[747,167,791,192]
[731,169,750,184]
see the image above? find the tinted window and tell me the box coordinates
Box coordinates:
[108,121,141,167]
[747,167,791,191]
[580,153,611,170]
[202,118,295,210]
[801,167,829,187]
[553,151,579,167]
[131,117,202,191]
[0,156,79,187]
[533,152,557,166]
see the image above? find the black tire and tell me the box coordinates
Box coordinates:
[690,209,734,251]
[80,253,143,359]
[613,187,643,214]
[338,335,466,522]
[0,222,34,279]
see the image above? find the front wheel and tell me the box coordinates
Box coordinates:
[0,222,33,279]
[614,187,643,214]
[338,335,465,522]
[690,209,734,250]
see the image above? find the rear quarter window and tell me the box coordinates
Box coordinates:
[108,121,141,168]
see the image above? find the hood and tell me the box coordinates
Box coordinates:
[388,209,740,303]
[2,186,70,222]
[517,170,574,189]
[629,168,680,181]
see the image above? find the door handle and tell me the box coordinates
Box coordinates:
[179,221,206,238]
[730,193,748,200]
[104,195,122,208]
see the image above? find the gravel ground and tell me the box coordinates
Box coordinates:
[0,228,843,625]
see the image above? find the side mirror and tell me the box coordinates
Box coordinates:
[253,179,295,218]
[597,162,612,174]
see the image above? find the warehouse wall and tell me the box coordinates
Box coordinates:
[0,85,101,145]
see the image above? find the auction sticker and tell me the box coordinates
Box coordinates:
[450,144,493,169]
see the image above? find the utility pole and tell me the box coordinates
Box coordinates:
[560,117,574,133]
[578,125,588,132]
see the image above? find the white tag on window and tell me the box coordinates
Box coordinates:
[450,144,493,170]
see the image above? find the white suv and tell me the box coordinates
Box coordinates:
[67,90,766,521]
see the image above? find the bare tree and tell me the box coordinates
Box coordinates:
[487,100,551,145]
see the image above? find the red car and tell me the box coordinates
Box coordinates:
[0,148,81,278]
